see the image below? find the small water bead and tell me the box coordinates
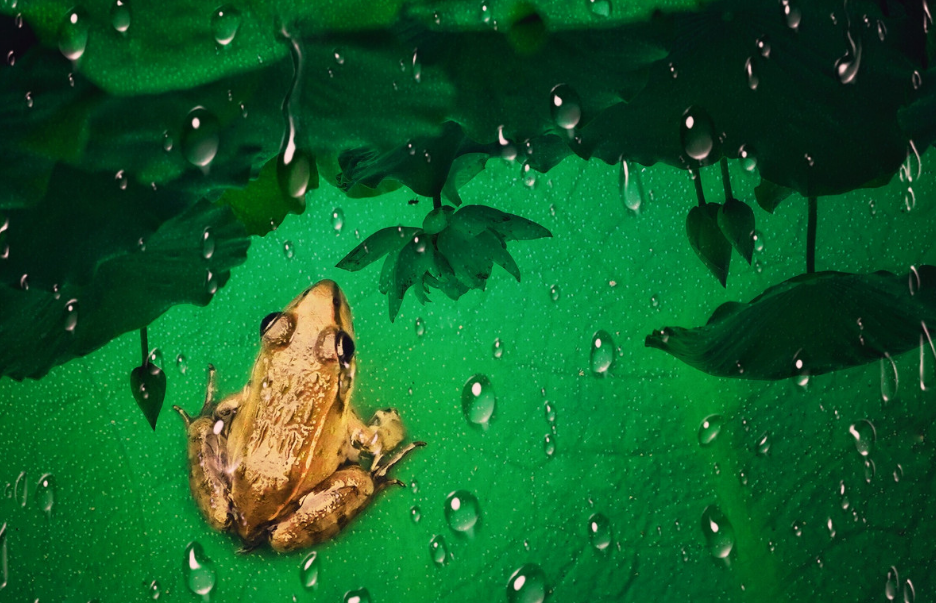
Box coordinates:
[411,479,419,493]
[6,50,14,66]
[894,463,904,482]
[343,588,371,603]
[849,419,876,457]
[506,563,546,603]
[211,5,241,46]
[912,70,922,90]
[415,317,425,337]
[410,506,421,523]
[24,91,32,108]
[59,9,89,61]
[886,567,899,600]
[781,0,801,30]
[181,107,220,168]
[543,401,556,423]
[480,2,491,24]
[300,551,319,589]
[63,299,79,332]
[587,513,611,551]
[176,353,188,374]
[147,580,161,600]
[904,579,916,603]
[205,270,218,297]
[429,535,449,566]
[587,0,611,18]
[549,284,560,302]
[756,36,771,58]
[550,84,582,130]
[282,240,295,259]
[412,49,422,83]
[864,458,876,482]
[444,490,481,536]
[183,541,216,597]
[492,338,504,359]
[331,208,345,232]
[697,414,723,446]
[544,434,556,457]
[700,505,736,559]
[739,145,757,172]
[14,471,26,507]
[111,0,131,32]
[35,473,55,518]
[462,374,496,427]
[752,230,765,253]
[590,330,615,375]
[0,523,6,589]
[162,131,173,152]
[755,431,771,456]
[744,57,759,90]
[201,228,215,259]
[680,106,715,162]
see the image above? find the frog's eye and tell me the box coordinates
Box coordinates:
[260,312,282,335]
[336,331,355,367]
[261,312,296,346]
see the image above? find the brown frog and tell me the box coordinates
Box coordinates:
[173,280,423,552]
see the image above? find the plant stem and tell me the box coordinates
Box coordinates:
[807,196,817,274]
[433,193,442,210]
[719,157,733,201]
[692,169,705,206]
[140,327,149,366]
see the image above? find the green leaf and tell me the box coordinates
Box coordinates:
[478,230,521,281]
[646,268,936,380]
[754,180,795,214]
[686,203,731,287]
[219,153,315,236]
[717,197,755,264]
[130,362,167,430]
[454,205,552,241]
[437,227,491,290]
[336,227,418,272]
[390,235,437,321]
[442,153,489,206]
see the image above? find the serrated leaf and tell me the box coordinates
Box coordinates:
[456,205,552,241]
[337,226,418,272]
[686,203,731,287]
[717,197,755,264]
[754,180,795,214]
[130,362,166,430]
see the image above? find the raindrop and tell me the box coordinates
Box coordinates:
[587,0,611,17]
[680,107,715,162]
[744,57,759,90]
[880,354,898,403]
[445,490,481,537]
[111,0,131,32]
[63,299,79,332]
[13,471,26,507]
[115,170,128,190]
[544,401,556,423]
[506,563,546,603]
[826,516,836,538]
[277,150,313,201]
[147,580,161,600]
[211,5,241,46]
[756,36,771,58]
[912,70,922,90]
[333,49,345,65]
[590,330,615,375]
[550,84,582,130]
[331,208,345,232]
[18,274,27,290]
[492,338,504,359]
[183,542,216,597]
[176,354,188,374]
[429,535,449,566]
[411,479,419,494]
[752,230,765,253]
[5,50,14,66]
[781,0,801,30]
[904,579,915,603]
[701,505,735,559]
[35,473,55,518]
[886,567,899,600]
[343,588,370,603]
[480,2,491,24]
[149,348,163,367]
[415,317,425,337]
[205,270,218,297]
[282,240,295,259]
[619,160,642,211]
[201,228,214,259]
[162,131,173,152]
[848,419,876,457]
[59,8,89,61]
[24,91,32,108]
[543,433,557,457]
[877,20,887,41]
[410,506,421,523]
[462,374,496,427]
[698,414,722,446]
[755,431,771,456]
[549,284,560,302]
[299,551,319,589]
[894,464,904,482]
[864,458,876,482]
[587,513,612,550]
[904,187,916,212]
[181,107,220,168]
[0,523,6,590]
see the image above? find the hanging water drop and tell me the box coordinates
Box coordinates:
[700,505,736,559]
[277,150,313,201]
[183,542,216,597]
[429,535,449,566]
[211,5,241,46]
[111,0,131,32]
[462,374,496,427]
[506,563,546,603]
[444,490,481,537]
[698,414,722,446]
[59,8,89,61]
[619,160,642,211]
[181,107,220,168]
[299,551,319,589]
[550,84,582,130]
[587,513,612,550]
[680,107,715,162]
[590,330,615,375]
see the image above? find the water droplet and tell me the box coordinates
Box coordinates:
[737,145,758,174]
[5,50,14,66]
[756,36,771,58]
[181,107,220,167]
[587,513,611,550]
[429,535,449,566]
[618,160,642,211]
[183,542,216,597]
[492,338,504,359]
[755,431,771,456]
[333,48,345,65]
[462,374,496,427]
[590,330,615,375]
[277,150,313,201]
[912,70,922,90]
[114,170,128,190]
[544,401,556,423]
[904,579,916,603]
[781,0,801,30]
[587,0,611,18]
[886,567,899,600]
[331,208,345,232]
[415,317,425,337]
[111,0,131,32]
[506,563,546,603]
[445,490,481,537]
[147,580,161,600]
[63,299,79,332]
[300,551,319,589]
[211,5,241,46]
[544,434,556,457]
[700,505,735,559]
[904,187,916,212]
[864,458,876,482]
[176,354,188,374]
[13,472,26,507]
[148,348,163,367]
[59,8,89,61]
[161,130,173,152]
[849,419,876,457]
[698,414,723,446]
[880,354,898,403]
[18,274,27,290]
[550,84,582,130]
[282,240,295,259]
[411,480,419,494]
[343,588,370,603]
[680,107,715,162]
[0,523,7,590]
[205,270,218,297]
[410,506,421,523]
[744,57,759,90]
[35,473,55,518]
[201,228,214,259]
[549,284,560,302]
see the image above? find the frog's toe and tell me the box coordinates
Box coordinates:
[372,441,425,482]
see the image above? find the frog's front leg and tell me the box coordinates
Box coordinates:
[348,408,407,466]
[173,365,242,532]
[269,442,425,552]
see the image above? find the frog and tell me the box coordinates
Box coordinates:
[173,279,424,552]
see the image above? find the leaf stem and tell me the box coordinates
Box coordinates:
[433,193,442,210]
[692,169,706,206]
[806,196,817,274]
[139,327,149,366]
[719,157,733,201]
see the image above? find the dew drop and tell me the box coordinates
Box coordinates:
[147,580,161,600]
[849,419,876,457]
[13,471,26,507]
[744,57,759,90]
[24,91,32,108]
[111,0,131,32]
[544,401,556,423]
[881,354,898,403]
[587,513,611,550]
[59,8,89,61]
[445,490,481,537]
[544,434,556,457]
[35,473,55,518]
[411,480,419,494]
[63,299,79,332]
[590,330,615,375]
[506,563,546,603]
[415,317,426,337]
[886,567,899,600]
[201,228,214,259]
[738,145,758,172]
[176,353,188,374]
[205,270,218,297]
[550,84,582,130]
[331,208,345,232]
[698,414,722,446]
[115,170,128,190]
[181,107,220,168]
[680,107,715,162]
[755,431,771,456]
[781,0,801,30]
[410,506,421,523]
[429,535,449,566]
[211,5,241,46]
[462,374,496,427]
[549,284,560,302]
[343,588,370,603]
[587,0,611,18]
[492,338,504,359]
[412,49,422,83]
[162,131,173,152]
[277,150,313,201]
[183,541,216,597]
[752,230,765,253]
[700,505,735,559]
[299,551,319,590]
[756,36,771,58]
[280,240,295,260]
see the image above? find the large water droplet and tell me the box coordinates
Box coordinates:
[299,551,319,589]
[181,107,220,168]
[849,419,876,457]
[35,473,55,518]
[445,490,481,537]
[550,84,582,130]
[63,299,79,332]
[429,535,449,566]
[681,107,715,162]
[183,541,216,597]
[698,414,722,446]
[587,513,611,550]
[700,505,735,559]
[59,8,89,61]
[111,0,131,32]
[343,588,371,603]
[590,330,615,375]
[462,374,496,427]
[618,160,642,212]
[506,563,546,603]
[739,145,758,172]
[211,5,241,46]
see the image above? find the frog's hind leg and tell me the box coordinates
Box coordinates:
[348,408,408,466]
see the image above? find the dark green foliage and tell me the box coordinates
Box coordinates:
[717,197,755,264]
[754,180,795,214]
[646,268,936,379]
[686,203,731,287]
[338,205,550,320]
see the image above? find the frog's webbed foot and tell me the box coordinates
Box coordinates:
[372,441,426,492]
